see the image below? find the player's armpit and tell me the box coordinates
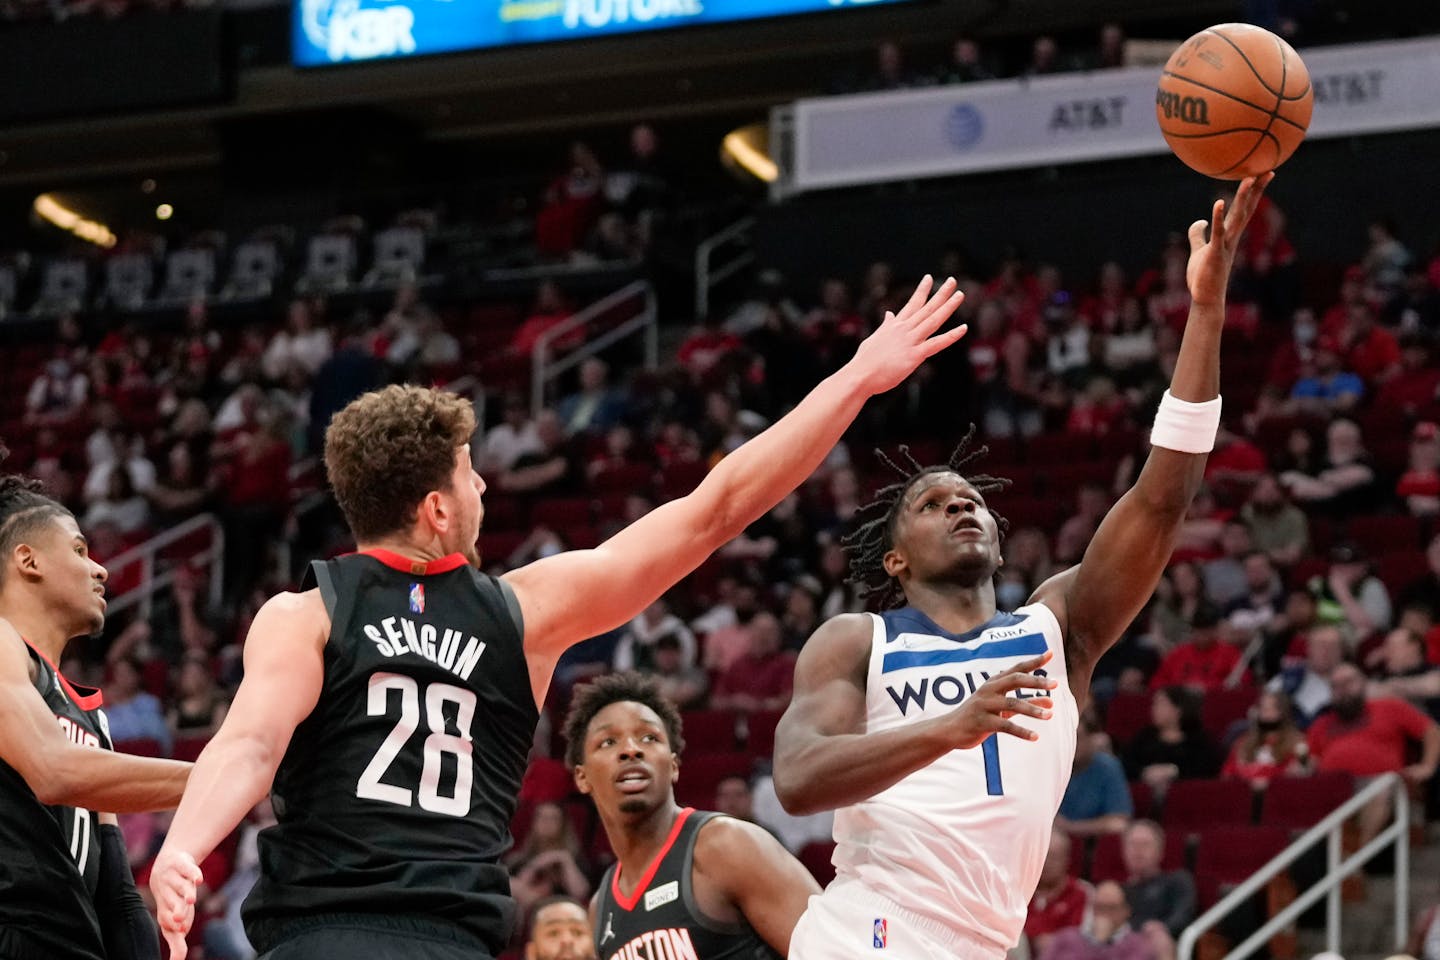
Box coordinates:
[693,817,820,957]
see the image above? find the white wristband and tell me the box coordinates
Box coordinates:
[1151,389,1222,454]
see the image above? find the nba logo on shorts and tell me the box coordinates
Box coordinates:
[409,583,425,614]
[873,918,887,949]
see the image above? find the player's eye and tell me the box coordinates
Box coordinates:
[642,733,659,742]
[599,737,615,748]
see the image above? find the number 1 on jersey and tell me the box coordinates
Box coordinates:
[981,735,1004,796]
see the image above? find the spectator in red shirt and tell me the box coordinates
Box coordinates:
[1149,606,1249,693]
[677,314,742,384]
[1320,266,1368,338]
[1204,424,1267,488]
[1376,336,1440,416]
[710,611,795,713]
[1308,663,1440,844]
[510,280,582,357]
[1040,881,1156,960]
[1221,689,1313,789]
[1026,828,1093,956]
[1398,421,1440,519]
[1336,303,1401,385]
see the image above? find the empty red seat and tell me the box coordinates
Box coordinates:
[1129,780,1155,821]
[112,737,165,758]
[1104,693,1151,750]
[172,735,210,763]
[1202,688,1258,744]
[1344,515,1421,555]
[1161,778,1254,833]
[1377,550,1428,595]
[531,497,592,528]
[744,709,785,759]
[1260,773,1355,831]
[679,710,738,753]
[519,758,574,805]
[592,463,655,495]
[1192,825,1291,907]
[674,751,753,808]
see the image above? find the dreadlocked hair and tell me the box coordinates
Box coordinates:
[841,425,1011,610]
[0,443,72,579]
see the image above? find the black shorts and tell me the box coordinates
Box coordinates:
[254,914,493,960]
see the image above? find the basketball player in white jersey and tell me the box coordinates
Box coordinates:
[773,172,1274,960]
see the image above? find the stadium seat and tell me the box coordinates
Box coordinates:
[743,709,785,758]
[1129,780,1155,821]
[592,462,655,495]
[171,735,211,763]
[1161,779,1254,833]
[1377,550,1428,595]
[1260,773,1355,831]
[1202,688,1258,745]
[1344,515,1422,555]
[112,738,165,758]
[519,757,574,804]
[1192,825,1290,907]
[673,751,753,808]
[1088,829,1185,884]
[532,497,593,529]
[1104,692,1151,749]
[679,710,739,753]
[798,841,837,886]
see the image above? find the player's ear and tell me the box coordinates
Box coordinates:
[12,543,40,581]
[572,763,592,797]
[668,753,680,785]
[882,546,907,579]
[419,490,447,533]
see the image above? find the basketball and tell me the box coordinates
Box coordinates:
[1156,23,1314,179]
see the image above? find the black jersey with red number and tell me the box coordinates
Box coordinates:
[593,809,782,960]
[0,640,111,960]
[242,550,538,956]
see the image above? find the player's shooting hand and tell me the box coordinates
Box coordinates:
[1186,171,1275,308]
[149,847,204,960]
[847,275,968,396]
[946,651,1058,750]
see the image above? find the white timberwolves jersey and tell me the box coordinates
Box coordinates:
[829,603,1079,953]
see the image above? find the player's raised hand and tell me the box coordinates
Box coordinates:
[847,275,967,396]
[945,651,1058,750]
[1186,171,1274,308]
[150,847,204,960]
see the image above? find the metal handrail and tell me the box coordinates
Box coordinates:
[102,513,225,621]
[1177,772,1411,960]
[530,280,657,416]
[694,216,756,321]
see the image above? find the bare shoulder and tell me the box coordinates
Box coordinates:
[249,589,329,648]
[799,613,872,663]
[694,816,788,874]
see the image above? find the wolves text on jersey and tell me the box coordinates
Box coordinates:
[361,615,486,681]
[886,668,1051,716]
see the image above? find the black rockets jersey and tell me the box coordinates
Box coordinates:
[0,640,112,960]
[593,810,782,960]
[242,549,539,956]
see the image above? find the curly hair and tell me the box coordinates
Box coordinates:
[0,442,72,580]
[562,672,686,768]
[843,425,1011,610]
[324,386,477,542]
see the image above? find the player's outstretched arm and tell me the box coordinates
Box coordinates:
[1032,173,1273,698]
[772,616,1055,815]
[150,590,327,960]
[505,277,968,703]
[0,623,189,812]
[693,816,821,956]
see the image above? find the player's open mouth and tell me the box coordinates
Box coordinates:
[950,518,984,538]
[616,769,651,793]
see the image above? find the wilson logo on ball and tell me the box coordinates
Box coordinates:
[1155,91,1210,125]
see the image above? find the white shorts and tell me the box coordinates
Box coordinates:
[788,880,1004,960]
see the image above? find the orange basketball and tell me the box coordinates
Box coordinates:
[1156,23,1313,179]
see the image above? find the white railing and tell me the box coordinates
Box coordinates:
[1177,772,1411,960]
[530,280,658,416]
[694,216,756,321]
[102,513,224,621]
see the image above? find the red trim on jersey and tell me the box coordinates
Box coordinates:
[21,637,104,711]
[611,807,695,912]
[357,549,469,576]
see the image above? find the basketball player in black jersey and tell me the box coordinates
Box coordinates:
[150,275,971,958]
[566,673,819,960]
[0,459,192,960]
